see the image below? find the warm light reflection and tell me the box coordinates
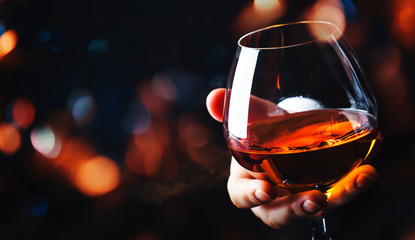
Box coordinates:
[325,189,332,199]
[304,0,346,40]
[12,98,35,129]
[0,122,21,155]
[0,29,17,59]
[233,0,286,36]
[276,74,281,91]
[73,156,120,197]
[363,139,377,161]
[31,125,62,159]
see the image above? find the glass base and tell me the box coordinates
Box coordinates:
[311,212,332,240]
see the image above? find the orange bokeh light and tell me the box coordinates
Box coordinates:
[391,0,415,48]
[12,98,36,129]
[304,0,346,40]
[396,2,415,33]
[233,0,286,36]
[73,156,121,197]
[0,122,21,155]
[0,30,17,59]
[125,138,163,176]
[254,0,280,10]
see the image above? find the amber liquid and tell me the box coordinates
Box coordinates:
[226,109,378,192]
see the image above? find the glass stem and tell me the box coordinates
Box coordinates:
[311,212,332,240]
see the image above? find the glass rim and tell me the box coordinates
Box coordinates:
[238,21,342,50]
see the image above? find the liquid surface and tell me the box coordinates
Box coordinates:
[226,109,378,192]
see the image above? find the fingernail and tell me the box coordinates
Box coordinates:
[255,189,272,202]
[355,173,376,190]
[302,200,322,215]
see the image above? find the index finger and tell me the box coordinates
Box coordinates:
[206,88,283,123]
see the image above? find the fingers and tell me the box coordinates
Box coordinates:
[227,158,328,229]
[227,178,277,208]
[327,132,381,207]
[227,159,379,229]
[227,158,278,208]
[327,164,378,208]
[251,190,327,229]
[206,88,226,122]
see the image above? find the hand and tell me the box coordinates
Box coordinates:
[206,88,381,229]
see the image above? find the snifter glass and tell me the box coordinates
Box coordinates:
[222,21,378,239]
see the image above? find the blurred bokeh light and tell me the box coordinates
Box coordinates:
[67,88,97,126]
[31,125,61,159]
[10,97,36,129]
[304,0,346,39]
[391,0,415,48]
[0,29,17,59]
[233,0,286,35]
[0,122,20,155]
[73,156,121,197]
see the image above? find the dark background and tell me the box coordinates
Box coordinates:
[0,0,415,239]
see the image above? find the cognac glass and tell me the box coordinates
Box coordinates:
[223,21,378,239]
